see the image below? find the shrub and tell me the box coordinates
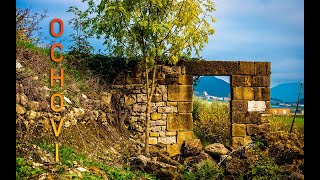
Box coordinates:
[247,155,284,180]
[193,97,230,146]
[16,7,48,44]
[183,160,224,180]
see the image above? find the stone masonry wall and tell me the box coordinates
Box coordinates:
[112,60,271,156]
[112,64,194,156]
[185,60,271,149]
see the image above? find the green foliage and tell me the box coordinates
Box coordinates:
[16,157,44,179]
[16,41,50,56]
[16,7,48,44]
[78,0,216,65]
[35,142,156,179]
[192,97,230,146]
[269,115,304,140]
[247,156,284,180]
[183,160,224,180]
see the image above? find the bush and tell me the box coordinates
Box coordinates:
[193,97,230,146]
[247,155,284,180]
[16,157,44,179]
[183,160,224,180]
[16,7,48,44]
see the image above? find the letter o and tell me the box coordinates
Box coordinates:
[50,18,64,37]
[51,93,64,112]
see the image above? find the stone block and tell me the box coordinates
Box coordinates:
[166,131,177,136]
[151,113,161,120]
[161,126,167,131]
[248,101,266,112]
[152,94,163,102]
[177,75,193,85]
[254,87,270,101]
[167,113,193,131]
[177,131,194,144]
[163,93,168,101]
[158,136,176,144]
[150,132,160,137]
[246,124,259,135]
[231,75,252,87]
[252,76,270,87]
[244,136,252,145]
[239,61,255,75]
[167,102,178,106]
[133,104,147,112]
[232,111,246,123]
[178,102,193,113]
[167,144,182,156]
[158,106,173,114]
[185,61,240,76]
[168,85,193,102]
[173,106,178,113]
[125,95,136,106]
[255,62,270,76]
[159,132,166,137]
[150,121,157,127]
[232,87,254,100]
[149,137,158,144]
[155,120,166,126]
[156,85,167,94]
[232,137,244,148]
[265,101,270,113]
[232,124,246,137]
[231,100,248,112]
[156,102,166,106]
[151,126,162,132]
[161,114,167,120]
[137,94,147,103]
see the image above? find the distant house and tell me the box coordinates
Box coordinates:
[270,108,291,115]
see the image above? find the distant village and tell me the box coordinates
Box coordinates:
[194,91,231,102]
[194,91,304,116]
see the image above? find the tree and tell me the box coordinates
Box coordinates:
[79,0,216,154]
[16,7,48,44]
[67,6,93,56]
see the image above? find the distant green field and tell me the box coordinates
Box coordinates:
[271,115,304,127]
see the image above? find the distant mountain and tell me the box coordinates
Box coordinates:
[194,76,230,97]
[270,98,283,105]
[271,83,304,103]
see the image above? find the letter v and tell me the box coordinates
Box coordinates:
[50,118,64,137]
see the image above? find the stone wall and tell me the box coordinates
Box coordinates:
[185,60,271,148]
[112,64,194,156]
[112,60,271,156]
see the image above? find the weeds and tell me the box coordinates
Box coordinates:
[193,97,230,146]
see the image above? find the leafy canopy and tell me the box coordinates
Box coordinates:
[80,0,216,65]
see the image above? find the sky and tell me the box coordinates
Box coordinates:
[16,0,304,87]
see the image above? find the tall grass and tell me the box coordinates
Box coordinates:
[192,97,230,147]
[269,115,304,140]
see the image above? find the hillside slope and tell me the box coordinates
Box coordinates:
[194,76,230,97]
[16,43,153,179]
[271,83,304,103]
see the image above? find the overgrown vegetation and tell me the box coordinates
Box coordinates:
[183,161,224,180]
[192,97,230,147]
[16,142,156,179]
[269,115,304,140]
[16,7,48,44]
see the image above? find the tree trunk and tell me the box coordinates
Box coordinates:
[144,63,157,154]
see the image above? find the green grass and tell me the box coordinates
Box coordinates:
[272,115,304,127]
[34,141,156,180]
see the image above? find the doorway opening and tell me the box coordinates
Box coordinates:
[192,76,231,147]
